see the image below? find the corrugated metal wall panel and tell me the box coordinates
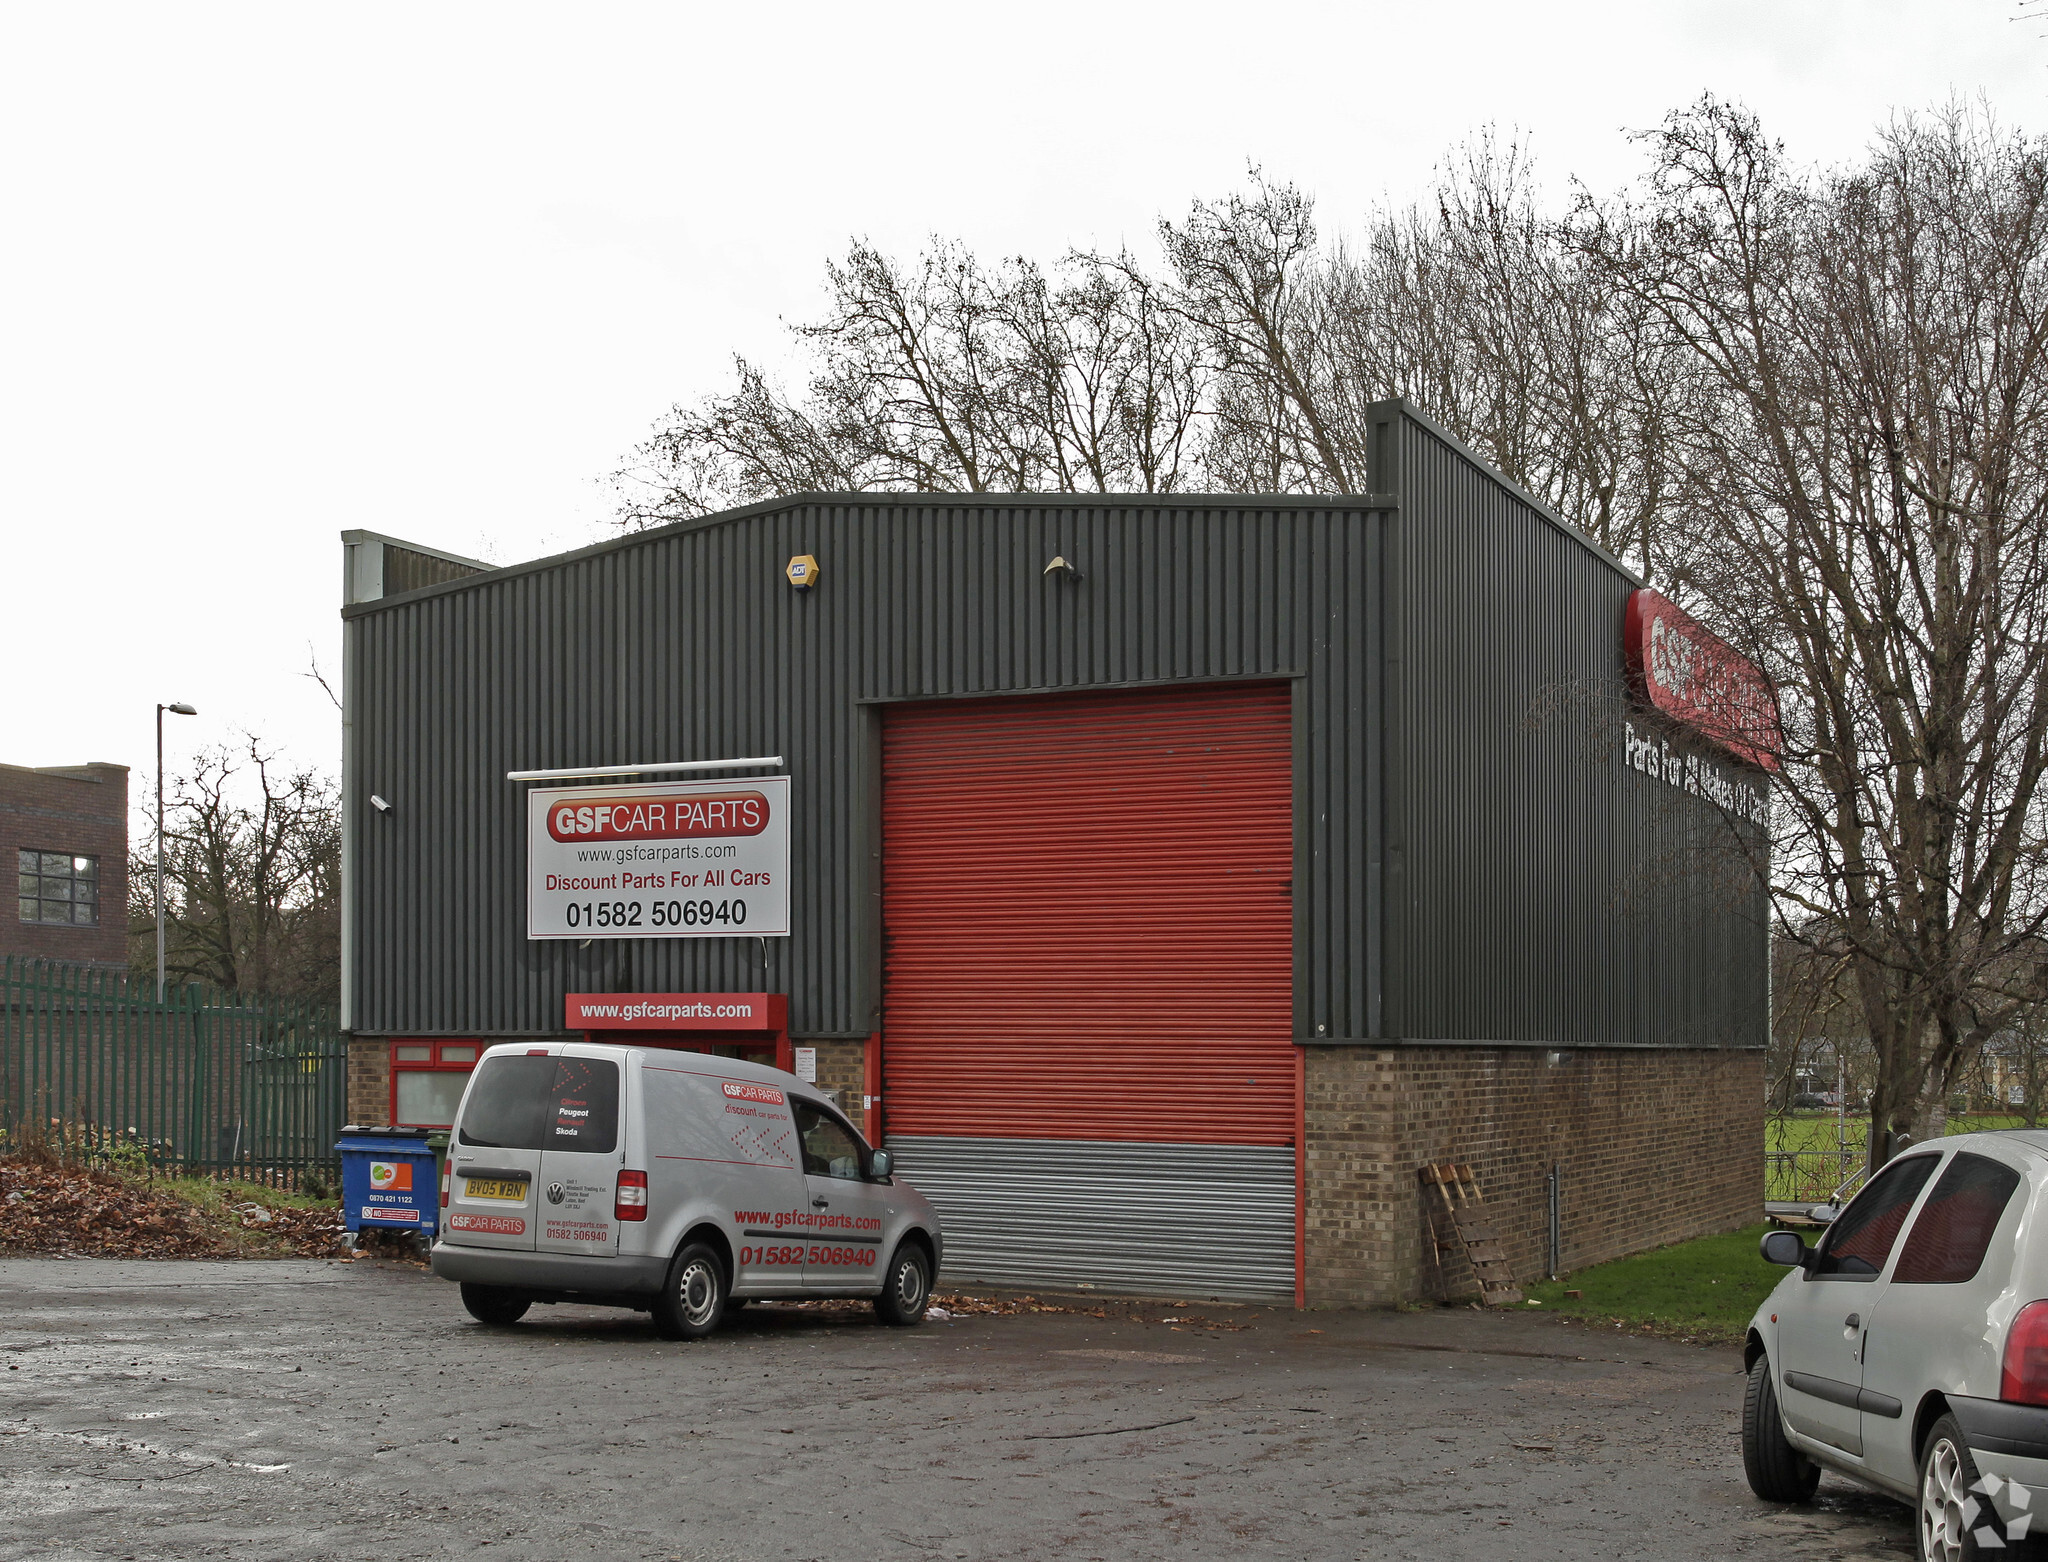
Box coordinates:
[348,408,1764,1056]
[880,685,1295,1143]
[888,1135,1298,1301]
[348,500,1382,1040]
[1376,405,1769,1049]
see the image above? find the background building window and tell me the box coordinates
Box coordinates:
[18,850,98,925]
[390,1040,479,1128]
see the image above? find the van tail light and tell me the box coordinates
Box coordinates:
[440,1163,451,1209]
[2002,1300,2048,1404]
[615,1170,648,1222]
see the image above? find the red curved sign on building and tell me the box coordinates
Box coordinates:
[1623,588,1783,773]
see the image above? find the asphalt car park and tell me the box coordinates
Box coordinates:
[0,1257,1919,1562]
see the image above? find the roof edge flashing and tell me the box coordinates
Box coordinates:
[1371,397,1647,590]
[341,531,495,608]
[338,491,1397,618]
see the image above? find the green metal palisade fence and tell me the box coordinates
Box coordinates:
[0,956,345,1186]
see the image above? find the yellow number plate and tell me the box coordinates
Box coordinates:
[464,1178,527,1201]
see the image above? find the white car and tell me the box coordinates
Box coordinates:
[1745,1130,2048,1559]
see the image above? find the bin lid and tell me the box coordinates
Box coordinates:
[335,1125,435,1154]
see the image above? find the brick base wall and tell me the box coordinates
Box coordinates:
[346,1037,391,1127]
[804,1039,868,1139]
[1304,1046,1761,1308]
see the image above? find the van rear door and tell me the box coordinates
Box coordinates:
[445,1051,558,1252]
[534,1049,625,1258]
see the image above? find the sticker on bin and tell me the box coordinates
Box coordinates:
[449,1213,526,1235]
[362,1206,421,1223]
[368,1161,413,1191]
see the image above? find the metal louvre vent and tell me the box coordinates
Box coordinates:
[888,1135,1296,1302]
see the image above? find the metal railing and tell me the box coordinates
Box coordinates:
[0,956,344,1187]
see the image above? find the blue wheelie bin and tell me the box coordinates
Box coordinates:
[336,1126,439,1250]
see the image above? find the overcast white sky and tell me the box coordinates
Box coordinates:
[4,0,2042,823]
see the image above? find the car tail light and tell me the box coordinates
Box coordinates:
[2003,1301,2048,1404]
[615,1170,648,1221]
[440,1163,451,1209]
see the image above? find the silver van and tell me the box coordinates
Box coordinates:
[429,1041,942,1339]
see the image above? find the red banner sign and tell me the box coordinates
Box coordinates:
[1623,588,1782,773]
[545,791,769,843]
[565,992,783,1031]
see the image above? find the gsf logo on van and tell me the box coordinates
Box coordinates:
[722,1082,785,1105]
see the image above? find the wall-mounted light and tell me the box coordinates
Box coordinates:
[786,554,819,591]
[370,795,393,813]
[1043,554,1081,581]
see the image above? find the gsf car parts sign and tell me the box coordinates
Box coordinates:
[526,777,790,940]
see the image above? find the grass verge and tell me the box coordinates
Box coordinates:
[1522,1222,1781,1346]
[144,1173,345,1257]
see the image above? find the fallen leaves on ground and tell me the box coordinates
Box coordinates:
[0,1156,346,1259]
[932,1293,1252,1330]
[0,1158,224,1258]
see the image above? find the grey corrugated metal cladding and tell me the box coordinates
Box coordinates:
[344,399,1766,1050]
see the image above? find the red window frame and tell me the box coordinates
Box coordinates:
[389,1040,482,1129]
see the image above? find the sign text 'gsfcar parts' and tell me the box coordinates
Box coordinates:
[526,777,791,940]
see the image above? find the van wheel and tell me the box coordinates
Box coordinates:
[651,1242,727,1341]
[459,1284,531,1326]
[873,1242,931,1327]
[1741,1356,1818,1503]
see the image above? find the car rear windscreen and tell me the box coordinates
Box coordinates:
[458,1056,619,1154]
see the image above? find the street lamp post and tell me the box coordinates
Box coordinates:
[155,702,197,1002]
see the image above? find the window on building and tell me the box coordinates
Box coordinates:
[390,1041,481,1129]
[18,850,98,926]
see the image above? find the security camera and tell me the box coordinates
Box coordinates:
[369,795,392,813]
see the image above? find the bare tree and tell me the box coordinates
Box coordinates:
[612,107,2048,1168]
[128,738,340,1002]
[1586,98,2048,1162]
[616,244,1214,522]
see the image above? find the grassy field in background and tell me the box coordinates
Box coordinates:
[1764,1113,2042,1201]
[1524,1222,1784,1345]
[1770,1112,2033,1154]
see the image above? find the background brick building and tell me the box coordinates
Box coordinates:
[2,761,130,969]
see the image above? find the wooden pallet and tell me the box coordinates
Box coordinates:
[1420,1162,1523,1306]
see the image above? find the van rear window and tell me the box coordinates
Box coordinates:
[458,1056,619,1154]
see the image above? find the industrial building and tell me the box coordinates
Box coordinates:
[339,400,1770,1306]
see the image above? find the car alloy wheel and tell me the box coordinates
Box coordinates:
[1918,1415,1998,1562]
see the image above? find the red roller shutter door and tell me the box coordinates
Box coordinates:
[881,684,1297,1301]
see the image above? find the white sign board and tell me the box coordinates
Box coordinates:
[526,776,790,940]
